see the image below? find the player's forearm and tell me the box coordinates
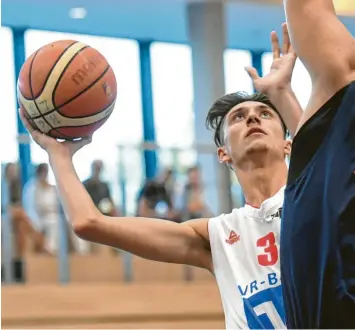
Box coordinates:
[80,215,193,263]
[49,154,101,228]
[266,87,303,138]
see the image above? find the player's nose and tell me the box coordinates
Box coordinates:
[246,113,261,125]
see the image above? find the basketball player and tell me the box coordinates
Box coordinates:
[20,26,302,329]
[280,1,355,328]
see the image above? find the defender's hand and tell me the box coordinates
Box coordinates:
[245,23,297,95]
[19,108,92,159]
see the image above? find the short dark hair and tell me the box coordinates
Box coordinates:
[205,92,288,147]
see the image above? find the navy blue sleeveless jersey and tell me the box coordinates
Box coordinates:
[281,82,355,328]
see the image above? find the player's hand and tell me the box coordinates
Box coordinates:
[19,108,92,159]
[245,23,297,95]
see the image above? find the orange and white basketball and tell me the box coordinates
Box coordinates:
[17,40,117,140]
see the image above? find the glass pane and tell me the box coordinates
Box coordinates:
[224,49,253,94]
[150,42,196,172]
[24,30,143,213]
[0,27,19,163]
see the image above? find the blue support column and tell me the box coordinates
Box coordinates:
[139,41,157,180]
[251,50,264,88]
[12,28,32,185]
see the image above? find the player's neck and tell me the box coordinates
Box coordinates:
[235,161,287,209]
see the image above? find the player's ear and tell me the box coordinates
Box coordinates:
[217,146,232,165]
[284,139,292,156]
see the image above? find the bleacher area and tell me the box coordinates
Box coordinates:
[2,245,224,329]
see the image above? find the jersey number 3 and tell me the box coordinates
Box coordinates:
[257,232,278,266]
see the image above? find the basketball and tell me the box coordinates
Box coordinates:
[17,40,117,140]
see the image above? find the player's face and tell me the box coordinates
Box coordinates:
[217,101,290,165]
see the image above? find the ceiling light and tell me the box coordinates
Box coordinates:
[69,7,87,19]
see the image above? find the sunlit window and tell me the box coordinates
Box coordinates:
[24,30,143,214]
[0,27,19,164]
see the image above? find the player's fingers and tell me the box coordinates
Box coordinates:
[282,23,291,54]
[244,66,260,81]
[71,136,93,152]
[271,31,280,59]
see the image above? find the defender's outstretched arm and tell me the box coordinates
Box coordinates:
[284,0,355,130]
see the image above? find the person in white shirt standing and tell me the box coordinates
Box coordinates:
[20,24,302,329]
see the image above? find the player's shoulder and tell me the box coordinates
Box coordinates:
[208,206,247,232]
[288,82,353,185]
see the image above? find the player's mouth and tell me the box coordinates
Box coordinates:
[245,127,267,138]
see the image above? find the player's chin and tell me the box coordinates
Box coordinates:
[244,140,270,154]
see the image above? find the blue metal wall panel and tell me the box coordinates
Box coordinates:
[139,41,157,179]
[12,28,32,186]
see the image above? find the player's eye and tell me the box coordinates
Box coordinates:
[261,111,271,118]
[233,113,245,121]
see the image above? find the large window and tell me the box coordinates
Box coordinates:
[262,53,311,109]
[150,45,254,171]
[0,27,19,164]
[224,49,253,94]
[150,42,196,170]
[24,30,143,214]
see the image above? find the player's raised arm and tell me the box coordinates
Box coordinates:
[19,110,212,270]
[284,0,355,125]
[245,23,302,137]
[284,0,355,83]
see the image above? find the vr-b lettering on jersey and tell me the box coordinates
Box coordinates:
[238,272,280,297]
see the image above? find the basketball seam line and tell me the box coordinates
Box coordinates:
[33,40,79,99]
[28,48,73,140]
[30,65,111,120]
[19,42,86,102]
[48,114,114,142]
[57,113,112,130]
[36,99,115,131]
[31,97,116,121]
[53,64,111,110]
[51,45,90,109]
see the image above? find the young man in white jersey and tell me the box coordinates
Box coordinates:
[20,25,302,329]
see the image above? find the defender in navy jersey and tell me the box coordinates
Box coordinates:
[281,0,355,328]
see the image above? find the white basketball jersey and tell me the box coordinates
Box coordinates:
[208,187,286,329]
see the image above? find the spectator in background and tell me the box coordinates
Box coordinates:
[159,168,175,199]
[23,163,63,254]
[83,160,119,217]
[137,168,180,221]
[83,160,119,253]
[2,163,47,283]
[181,166,212,221]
